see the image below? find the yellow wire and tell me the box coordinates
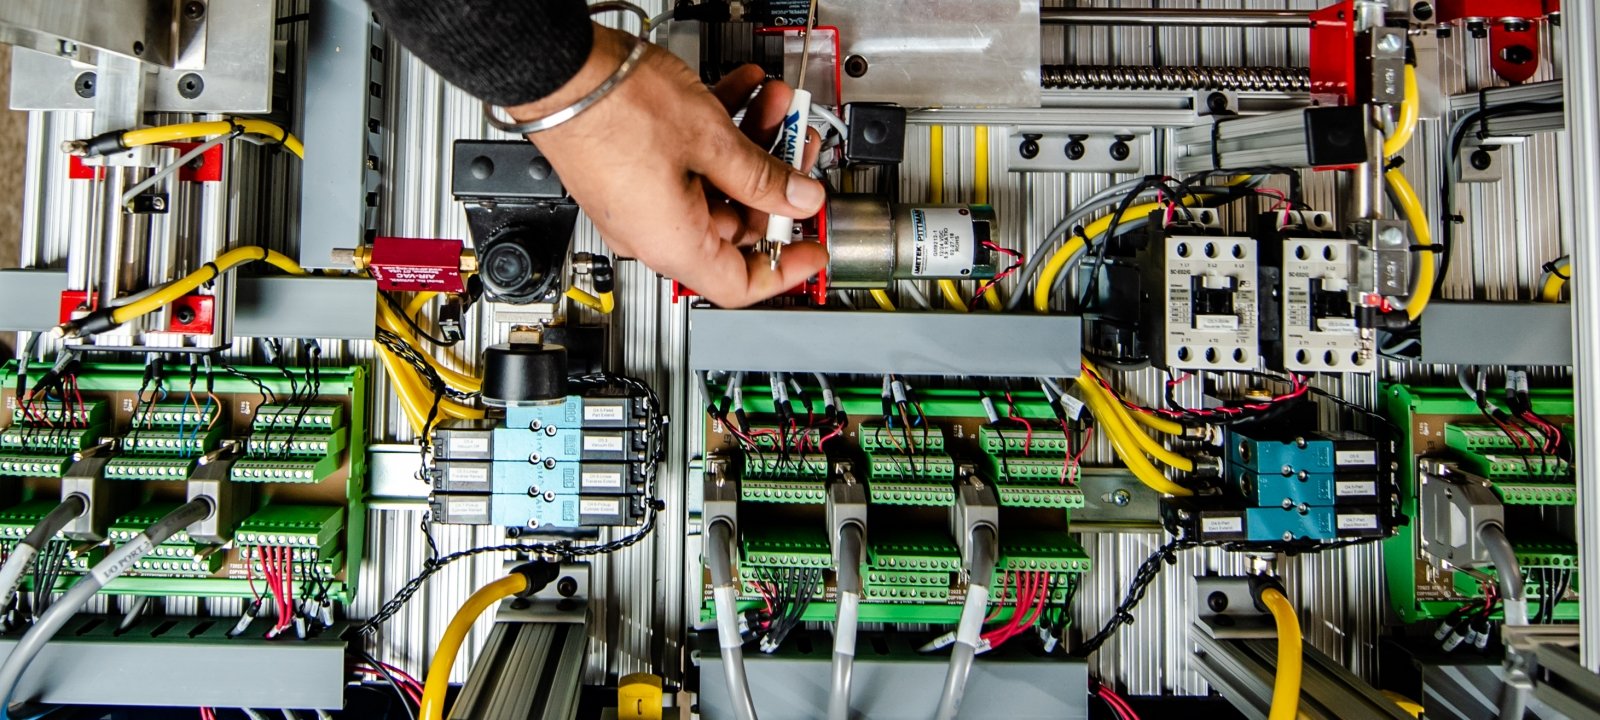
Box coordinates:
[1261,587,1304,720]
[937,279,970,312]
[376,348,428,432]
[120,119,304,159]
[930,126,945,203]
[972,126,1003,310]
[1034,202,1164,312]
[1130,408,1185,436]
[1385,169,1434,321]
[109,246,305,325]
[1383,65,1419,159]
[1080,373,1195,472]
[869,289,896,311]
[1381,690,1424,718]
[376,304,484,392]
[1541,269,1568,302]
[565,287,606,311]
[598,291,615,314]
[1076,377,1194,496]
[420,574,531,720]
[405,291,438,320]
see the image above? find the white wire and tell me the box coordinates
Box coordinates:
[811,103,849,140]
[119,132,235,209]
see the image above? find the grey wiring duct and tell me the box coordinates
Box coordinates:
[0,495,87,609]
[934,526,998,720]
[1478,523,1529,626]
[0,497,213,709]
[708,521,759,720]
[828,524,864,720]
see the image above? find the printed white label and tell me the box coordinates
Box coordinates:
[584,435,625,452]
[908,208,977,278]
[584,404,626,422]
[450,499,488,517]
[580,499,620,516]
[1195,315,1241,331]
[1337,514,1379,530]
[93,534,155,585]
[1201,516,1244,534]
[1316,317,1358,332]
[1058,393,1087,421]
[450,436,490,454]
[1335,480,1377,497]
[448,465,489,485]
[1336,449,1377,466]
[582,470,624,489]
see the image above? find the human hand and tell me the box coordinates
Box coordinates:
[508,25,827,308]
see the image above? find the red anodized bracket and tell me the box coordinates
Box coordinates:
[68,142,225,183]
[1308,1,1358,106]
[1435,0,1548,84]
[164,294,216,335]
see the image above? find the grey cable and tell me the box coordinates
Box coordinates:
[242,709,270,720]
[901,282,932,310]
[1005,178,1148,310]
[0,497,213,710]
[0,495,87,609]
[119,133,234,209]
[708,521,759,720]
[828,524,864,720]
[934,526,998,720]
[1478,523,1529,626]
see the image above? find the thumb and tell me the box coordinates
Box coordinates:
[696,124,825,219]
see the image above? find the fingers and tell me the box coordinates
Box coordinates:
[692,123,825,222]
[739,79,795,150]
[671,238,830,308]
[711,65,766,114]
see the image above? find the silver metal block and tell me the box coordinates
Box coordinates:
[0,616,348,709]
[449,621,588,720]
[1417,465,1504,568]
[1419,303,1573,367]
[0,0,176,68]
[8,0,276,113]
[687,309,1082,378]
[698,632,1089,720]
[1005,130,1149,174]
[232,275,378,340]
[819,0,1040,108]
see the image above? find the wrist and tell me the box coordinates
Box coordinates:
[508,24,633,123]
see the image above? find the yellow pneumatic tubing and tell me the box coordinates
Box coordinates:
[376,303,483,393]
[420,574,531,720]
[1383,65,1419,159]
[937,280,970,312]
[121,119,304,159]
[1074,376,1194,497]
[869,289,897,311]
[1079,373,1195,473]
[1541,267,1569,302]
[1261,587,1304,720]
[109,247,305,325]
[1385,168,1434,321]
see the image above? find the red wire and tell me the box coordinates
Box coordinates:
[1099,685,1140,720]
[1003,392,1034,456]
[356,666,423,706]
[245,547,260,601]
[983,570,1011,624]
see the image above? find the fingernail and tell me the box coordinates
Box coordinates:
[786,175,825,212]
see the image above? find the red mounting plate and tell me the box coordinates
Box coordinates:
[164,294,216,335]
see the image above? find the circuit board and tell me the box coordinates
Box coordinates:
[1382,383,1578,623]
[0,361,368,601]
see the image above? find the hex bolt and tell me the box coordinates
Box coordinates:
[1411,1,1433,21]
[1377,33,1403,54]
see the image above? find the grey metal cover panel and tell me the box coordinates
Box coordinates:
[688,308,1081,377]
[0,268,67,331]
[0,615,347,709]
[1419,302,1573,367]
[234,275,378,340]
[699,633,1088,719]
[298,0,383,269]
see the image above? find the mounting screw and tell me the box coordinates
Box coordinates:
[1467,21,1487,38]
[177,73,205,100]
[1019,134,1041,160]
[183,1,206,20]
[1206,591,1230,612]
[1411,1,1433,21]
[1282,531,1295,542]
[543,425,558,436]
[1110,489,1131,506]
[173,304,195,324]
[1109,139,1131,162]
[1378,226,1408,248]
[843,55,869,78]
[542,457,557,470]
[1503,19,1530,33]
[132,41,146,57]
[1205,91,1230,114]
[149,196,166,211]
[1501,45,1534,65]
[529,420,543,431]
[557,576,579,597]
[528,518,541,529]
[506,527,523,538]
[73,72,96,99]
[1064,136,1087,161]
[1377,33,1404,54]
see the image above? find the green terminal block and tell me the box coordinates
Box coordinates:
[864,584,952,602]
[109,502,196,545]
[131,402,221,429]
[867,453,956,481]
[740,478,826,504]
[742,453,829,479]
[1512,542,1579,569]
[1443,424,1524,452]
[230,453,343,484]
[979,425,1071,456]
[105,456,198,482]
[1000,531,1093,574]
[132,552,227,577]
[859,424,945,453]
[58,545,110,575]
[12,400,107,428]
[0,454,72,479]
[740,528,831,569]
[120,425,225,456]
[869,530,961,573]
[866,569,952,587]
[740,574,826,600]
[1490,480,1577,506]
[868,480,956,507]
[245,432,344,459]
[0,500,61,542]
[252,404,345,432]
[235,504,345,550]
[0,425,100,453]
[1452,447,1571,480]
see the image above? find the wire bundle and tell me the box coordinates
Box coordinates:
[978,570,1051,652]
[753,567,823,653]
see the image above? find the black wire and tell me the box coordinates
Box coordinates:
[380,292,460,347]
[354,648,416,720]
[1079,176,1161,310]
[1438,101,1563,297]
[1076,537,1192,656]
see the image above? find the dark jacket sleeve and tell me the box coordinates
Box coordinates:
[366,0,594,107]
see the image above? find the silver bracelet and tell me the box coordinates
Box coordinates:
[483,2,652,135]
